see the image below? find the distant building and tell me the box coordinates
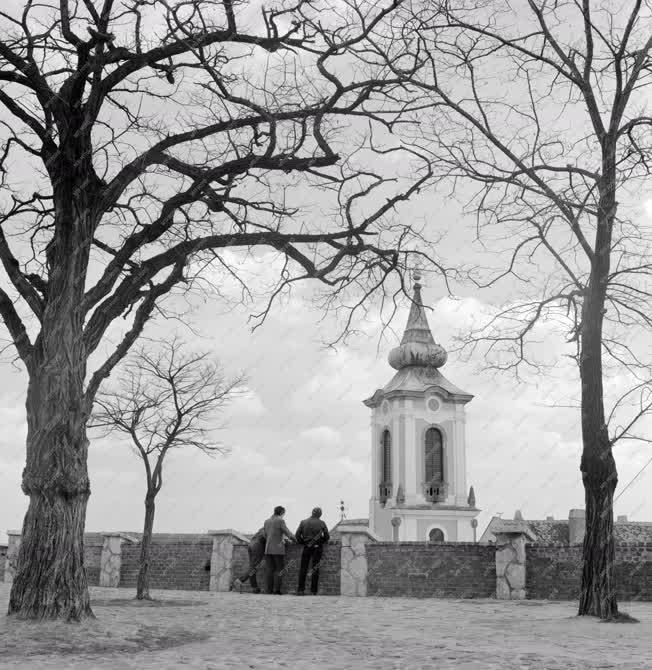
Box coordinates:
[358,272,479,542]
[480,509,652,545]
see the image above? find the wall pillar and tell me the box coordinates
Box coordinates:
[339,526,380,597]
[4,531,21,584]
[99,533,138,587]
[208,529,249,592]
[568,508,586,545]
[493,520,536,600]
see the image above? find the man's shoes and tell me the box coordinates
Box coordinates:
[252,588,261,594]
[310,592,318,596]
[273,591,283,595]
[231,579,243,592]
[296,591,305,596]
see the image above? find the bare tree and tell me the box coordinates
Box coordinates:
[0,0,440,620]
[390,0,652,619]
[90,336,243,600]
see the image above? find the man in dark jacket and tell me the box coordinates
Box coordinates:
[232,527,266,593]
[295,507,330,595]
[263,506,296,594]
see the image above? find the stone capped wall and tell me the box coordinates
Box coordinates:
[231,542,341,595]
[366,542,495,598]
[526,543,652,601]
[119,534,213,591]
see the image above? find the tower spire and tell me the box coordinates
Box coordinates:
[387,269,447,370]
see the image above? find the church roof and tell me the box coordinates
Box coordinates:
[364,365,473,407]
[364,272,472,406]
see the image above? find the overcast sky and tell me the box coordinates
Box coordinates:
[1,200,651,545]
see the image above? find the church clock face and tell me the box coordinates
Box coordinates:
[427,397,440,412]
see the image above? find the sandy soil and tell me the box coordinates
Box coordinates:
[0,584,650,669]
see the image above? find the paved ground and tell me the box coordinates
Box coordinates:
[0,584,650,669]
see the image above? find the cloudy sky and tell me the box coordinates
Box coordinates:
[1,200,651,545]
[0,0,651,546]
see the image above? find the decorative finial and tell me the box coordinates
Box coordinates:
[339,500,347,522]
[387,266,447,370]
[514,509,524,521]
[467,485,476,507]
[396,484,405,504]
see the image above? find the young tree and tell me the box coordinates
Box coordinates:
[0,0,437,620]
[90,337,243,600]
[392,0,652,619]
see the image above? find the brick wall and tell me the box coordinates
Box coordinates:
[366,542,496,598]
[525,544,582,600]
[526,543,652,601]
[119,534,213,591]
[231,542,341,595]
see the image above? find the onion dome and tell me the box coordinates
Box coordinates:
[388,272,448,370]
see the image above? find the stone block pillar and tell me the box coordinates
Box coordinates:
[493,520,536,600]
[99,533,138,587]
[568,508,586,545]
[208,529,249,592]
[339,526,380,597]
[4,531,21,584]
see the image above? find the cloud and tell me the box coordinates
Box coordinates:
[299,426,342,445]
[229,388,267,417]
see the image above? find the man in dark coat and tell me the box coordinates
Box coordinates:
[232,527,266,593]
[295,507,330,595]
[263,506,296,594]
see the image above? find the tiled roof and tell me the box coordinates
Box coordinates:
[480,516,652,545]
[527,521,569,544]
[614,523,652,543]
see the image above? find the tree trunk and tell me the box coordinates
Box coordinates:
[578,320,618,618]
[8,356,93,620]
[137,493,156,600]
[577,156,618,620]
[8,169,96,619]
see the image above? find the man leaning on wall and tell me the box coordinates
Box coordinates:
[232,526,266,593]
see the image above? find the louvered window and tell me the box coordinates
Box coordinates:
[381,429,392,482]
[425,427,443,482]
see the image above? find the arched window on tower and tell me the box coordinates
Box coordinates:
[379,429,392,504]
[424,427,445,502]
[428,528,445,543]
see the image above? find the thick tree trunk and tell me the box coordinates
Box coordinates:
[8,359,93,620]
[8,168,96,619]
[579,314,618,619]
[578,326,618,618]
[136,493,156,600]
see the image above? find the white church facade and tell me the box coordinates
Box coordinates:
[363,273,480,542]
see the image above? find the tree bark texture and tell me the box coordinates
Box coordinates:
[8,341,93,620]
[136,494,156,600]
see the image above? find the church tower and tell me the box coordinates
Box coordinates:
[363,273,479,542]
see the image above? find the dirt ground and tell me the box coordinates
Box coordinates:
[0,584,650,669]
